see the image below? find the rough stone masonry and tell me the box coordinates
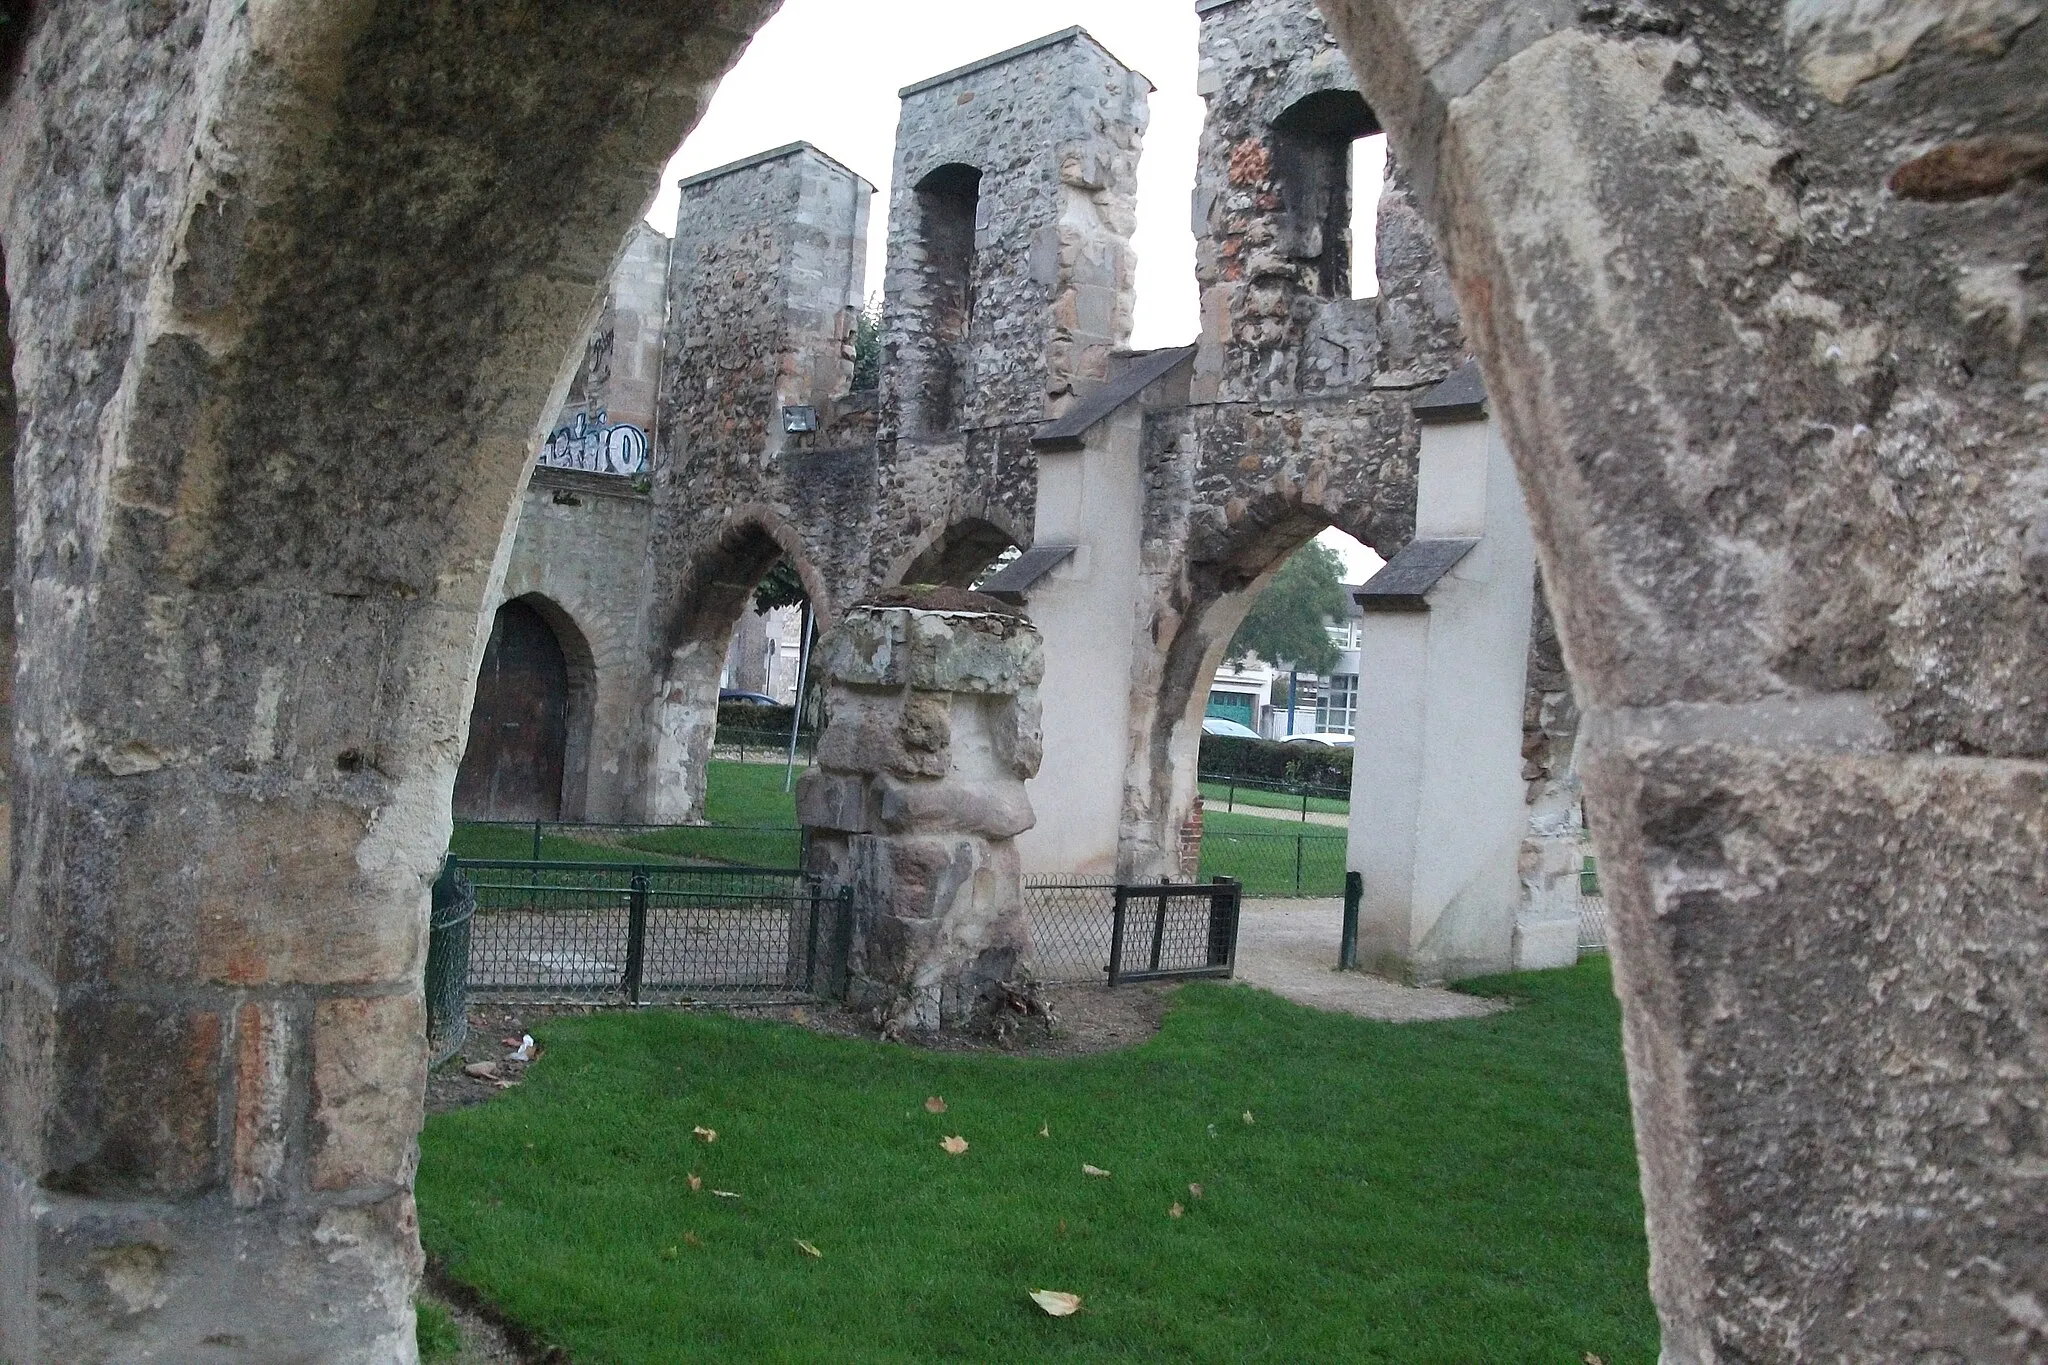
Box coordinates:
[798,597,1044,1030]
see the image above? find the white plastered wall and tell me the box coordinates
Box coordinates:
[1348,413,1536,981]
[1017,402,1146,877]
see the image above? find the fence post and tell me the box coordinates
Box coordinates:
[1300,785,1309,822]
[805,879,823,993]
[1339,870,1362,971]
[835,885,855,999]
[1293,829,1305,895]
[531,819,543,863]
[625,869,649,1005]
[1107,886,1130,987]
[1148,887,1170,973]
[1228,778,1236,812]
[1205,876,1233,969]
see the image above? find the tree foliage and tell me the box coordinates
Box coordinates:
[1228,541,1347,675]
[754,559,808,615]
[851,297,882,393]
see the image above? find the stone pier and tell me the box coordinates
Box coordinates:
[798,597,1044,1030]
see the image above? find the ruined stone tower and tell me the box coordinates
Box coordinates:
[644,144,875,822]
[873,29,1152,586]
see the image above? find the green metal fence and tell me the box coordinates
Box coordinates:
[1197,827,1348,897]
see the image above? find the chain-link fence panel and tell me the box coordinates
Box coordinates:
[459,860,839,1003]
[1023,877,1117,983]
[426,857,474,1066]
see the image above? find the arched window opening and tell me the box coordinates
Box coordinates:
[456,600,576,822]
[1270,90,1379,301]
[1351,133,1389,300]
[720,557,814,711]
[913,162,983,432]
[895,517,1020,591]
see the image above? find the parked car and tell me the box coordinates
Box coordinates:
[1280,731,1355,747]
[1202,715,1262,739]
[720,689,781,707]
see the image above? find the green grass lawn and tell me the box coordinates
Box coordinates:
[419,961,1656,1363]
[1198,810,1348,897]
[699,759,802,826]
[1198,779,1349,817]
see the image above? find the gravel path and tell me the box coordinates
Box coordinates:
[1205,801,1349,828]
[1231,898,1504,1022]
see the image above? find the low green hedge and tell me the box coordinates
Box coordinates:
[1198,734,1352,789]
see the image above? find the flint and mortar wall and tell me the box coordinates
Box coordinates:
[1116,0,1468,878]
[640,144,876,820]
[872,31,1151,586]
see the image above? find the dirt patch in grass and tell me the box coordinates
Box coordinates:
[431,986,1178,1117]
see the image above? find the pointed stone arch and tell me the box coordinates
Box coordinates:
[645,509,831,823]
[883,508,1029,591]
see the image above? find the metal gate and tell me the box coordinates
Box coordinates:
[1108,878,1243,985]
[451,859,850,1003]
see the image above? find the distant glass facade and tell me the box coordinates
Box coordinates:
[1316,674,1358,736]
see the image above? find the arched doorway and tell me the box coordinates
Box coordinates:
[456,599,579,822]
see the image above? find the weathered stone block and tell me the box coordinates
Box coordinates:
[230,1002,293,1208]
[902,609,1045,694]
[311,995,426,1194]
[816,609,907,688]
[1583,735,2048,1363]
[795,770,868,833]
[33,1191,423,1362]
[900,691,953,754]
[0,976,53,1176]
[44,1000,224,1199]
[876,774,1034,839]
[992,687,1045,779]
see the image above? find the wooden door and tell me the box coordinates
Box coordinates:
[454,602,569,822]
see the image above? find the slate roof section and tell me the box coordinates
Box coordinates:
[678,142,873,193]
[978,545,1079,605]
[1031,345,1199,451]
[1355,539,1479,611]
[900,28,1156,98]
[1412,359,1488,424]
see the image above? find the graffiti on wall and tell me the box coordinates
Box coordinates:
[540,410,650,477]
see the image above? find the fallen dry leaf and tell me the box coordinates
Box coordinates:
[688,1173,702,1193]
[1188,1182,1204,1199]
[1583,1356,1606,1365]
[693,1126,717,1144]
[941,1135,969,1155]
[1243,1111,1255,1125]
[1168,1203,1184,1219]
[683,1232,702,1248]
[795,1240,823,1259]
[1039,1122,1050,1138]
[711,1190,741,1199]
[463,1062,500,1080]
[925,1096,948,1114]
[1029,1289,1083,1318]
[659,1245,679,1261]
[1057,1219,1067,1236]
[1081,1164,1111,1178]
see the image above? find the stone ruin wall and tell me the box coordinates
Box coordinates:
[871,31,1151,587]
[1117,0,1485,876]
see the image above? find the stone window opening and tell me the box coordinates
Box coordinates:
[1270,90,1379,300]
[912,162,983,433]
